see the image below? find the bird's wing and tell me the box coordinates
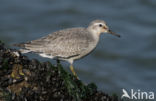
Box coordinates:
[45,28,92,58]
[15,28,92,58]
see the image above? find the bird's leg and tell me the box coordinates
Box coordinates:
[11,64,24,79]
[70,65,79,79]
[19,65,24,76]
[56,59,60,67]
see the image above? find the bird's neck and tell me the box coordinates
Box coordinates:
[87,28,100,42]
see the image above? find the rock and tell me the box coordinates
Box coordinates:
[0,40,120,101]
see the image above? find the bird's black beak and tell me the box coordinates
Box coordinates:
[108,29,120,38]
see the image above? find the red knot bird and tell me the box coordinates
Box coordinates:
[14,19,120,79]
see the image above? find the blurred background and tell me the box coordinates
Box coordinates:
[0,0,156,96]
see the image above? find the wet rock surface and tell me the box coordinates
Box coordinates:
[0,41,120,101]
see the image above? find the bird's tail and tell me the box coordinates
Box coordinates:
[13,43,31,53]
[13,43,26,48]
[19,49,31,53]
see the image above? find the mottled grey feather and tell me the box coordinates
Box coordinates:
[16,27,95,59]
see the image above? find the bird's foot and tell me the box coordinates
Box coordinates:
[11,64,24,79]
[74,75,80,80]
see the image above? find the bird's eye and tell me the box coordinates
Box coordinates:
[99,24,102,27]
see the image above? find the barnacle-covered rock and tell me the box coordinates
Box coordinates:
[0,40,120,101]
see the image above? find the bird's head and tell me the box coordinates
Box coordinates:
[87,19,120,37]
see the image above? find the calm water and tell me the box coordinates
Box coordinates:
[0,0,156,96]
